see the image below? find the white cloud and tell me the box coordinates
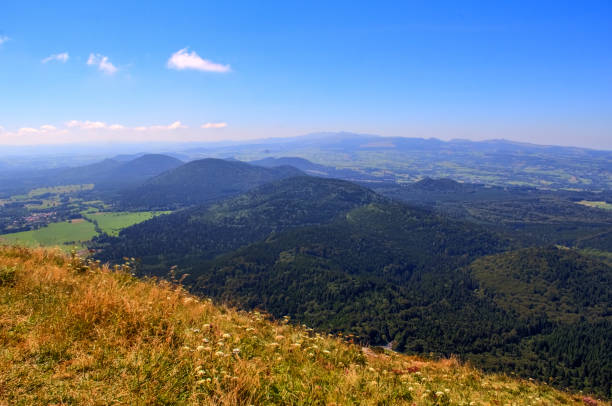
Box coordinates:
[66,120,108,129]
[18,127,40,135]
[167,48,230,73]
[16,124,58,135]
[168,121,185,129]
[149,121,187,131]
[201,122,227,129]
[0,36,9,45]
[87,53,118,74]
[1,120,197,145]
[42,52,69,64]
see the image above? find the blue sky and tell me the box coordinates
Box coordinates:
[0,0,611,148]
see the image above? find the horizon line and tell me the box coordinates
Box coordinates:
[0,132,610,153]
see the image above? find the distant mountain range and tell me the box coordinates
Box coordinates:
[2,132,610,191]
[0,154,183,196]
[178,133,612,190]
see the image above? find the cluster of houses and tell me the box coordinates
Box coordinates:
[23,212,56,224]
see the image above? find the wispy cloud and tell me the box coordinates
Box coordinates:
[0,36,9,45]
[167,48,230,73]
[87,53,118,74]
[42,52,69,64]
[0,120,244,148]
[201,122,227,129]
[65,120,186,131]
[1,120,198,145]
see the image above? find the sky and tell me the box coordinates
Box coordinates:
[0,0,611,149]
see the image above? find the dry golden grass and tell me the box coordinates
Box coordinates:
[0,245,607,405]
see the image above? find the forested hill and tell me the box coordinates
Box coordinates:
[102,154,184,186]
[95,177,387,271]
[248,156,379,181]
[370,178,612,248]
[118,158,303,210]
[411,177,466,192]
[467,247,611,396]
[471,247,612,323]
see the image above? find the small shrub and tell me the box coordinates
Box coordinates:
[0,265,16,286]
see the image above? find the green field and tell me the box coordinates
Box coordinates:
[579,248,612,267]
[10,184,94,201]
[29,184,94,197]
[0,211,170,250]
[85,211,170,236]
[0,219,97,250]
[577,200,612,210]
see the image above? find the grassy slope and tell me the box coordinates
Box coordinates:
[0,246,606,405]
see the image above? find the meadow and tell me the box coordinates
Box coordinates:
[7,184,95,201]
[26,184,95,197]
[0,211,169,250]
[578,200,612,210]
[0,219,97,250]
[84,211,170,236]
